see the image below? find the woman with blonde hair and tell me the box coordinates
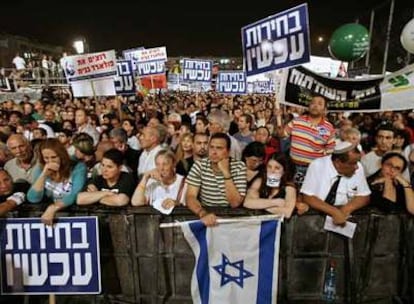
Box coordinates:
[175,132,194,176]
[27,138,87,225]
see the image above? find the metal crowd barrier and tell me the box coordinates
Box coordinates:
[1,67,69,88]
[6,204,414,304]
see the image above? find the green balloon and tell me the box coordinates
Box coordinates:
[328,23,369,62]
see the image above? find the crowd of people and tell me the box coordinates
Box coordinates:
[9,52,63,86]
[0,89,413,227]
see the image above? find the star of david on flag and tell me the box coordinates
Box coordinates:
[181,216,281,304]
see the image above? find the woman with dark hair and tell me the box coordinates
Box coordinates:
[368,152,414,214]
[194,116,209,134]
[70,132,96,179]
[242,141,265,188]
[77,148,135,206]
[99,130,110,142]
[27,138,87,225]
[62,119,76,132]
[122,118,140,150]
[244,152,296,218]
[166,121,181,151]
[393,129,410,153]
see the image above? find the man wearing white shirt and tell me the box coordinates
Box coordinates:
[23,117,55,140]
[301,142,371,226]
[361,124,395,178]
[137,126,163,179]
[12,53,26,71]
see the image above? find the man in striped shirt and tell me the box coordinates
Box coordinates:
[282,95,336,186]
[186,133,247,226]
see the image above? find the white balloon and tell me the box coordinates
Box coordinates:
[401,18,414,53]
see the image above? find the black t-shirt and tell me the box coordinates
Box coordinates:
[0,182,30,203]
[368,171,406,213]
[90,172,135,197]
[124,147,141,180]
[176,156,194,177]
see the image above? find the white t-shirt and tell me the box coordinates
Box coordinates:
[128,135,140,151]
[24,123,55,140]
[12,56,26,70]
[137,145,163,177]
[361,150,382,177]
[301,155,371,206]
[42,58,49,70]
[145,174,186,205]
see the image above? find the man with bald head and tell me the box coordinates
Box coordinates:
[4,134,37,183]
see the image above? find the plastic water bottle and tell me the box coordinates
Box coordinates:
[323,260,336,303]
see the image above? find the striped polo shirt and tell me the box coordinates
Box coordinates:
[286,115,335,166]
[186,158,247,206]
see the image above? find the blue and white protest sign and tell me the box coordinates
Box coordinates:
[248,80,275,94]
[122,47,145,71]
[114,60,136,95]
[182,59,213,82]
[181,217,281,304]
[0,217,101,294]
[242,3,310,76]
[135,46,167,76]
[137,60,165,76]
[216,71,246,94]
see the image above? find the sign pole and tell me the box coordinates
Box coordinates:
[273,71,282,127]
[90,80,97,101]
[49,294,56,304]
[150,75,154,93]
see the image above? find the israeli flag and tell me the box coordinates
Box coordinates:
[182,218,281,304]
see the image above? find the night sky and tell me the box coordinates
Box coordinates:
[0,0,404,56]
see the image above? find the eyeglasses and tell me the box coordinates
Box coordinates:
[383,162,403,172]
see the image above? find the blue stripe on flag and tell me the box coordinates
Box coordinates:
[257,220,278,304]
[189,221,210,304]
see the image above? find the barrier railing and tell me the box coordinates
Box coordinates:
[5,204,414,304]
[1,67,69,89]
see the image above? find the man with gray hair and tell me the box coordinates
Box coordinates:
[137,126,164,179]
[208,110,242,160]
[5,134,37,183]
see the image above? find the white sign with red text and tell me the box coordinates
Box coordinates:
[61,50,117,82]
[136,46,167,62]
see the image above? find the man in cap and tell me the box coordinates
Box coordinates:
[301,141,371,225]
